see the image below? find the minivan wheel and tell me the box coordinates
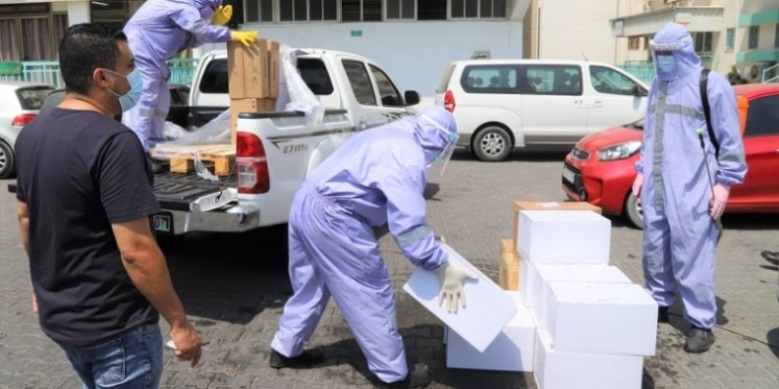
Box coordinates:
[0,140,15,179]
[624,193,644,229]
[473,125,512,162]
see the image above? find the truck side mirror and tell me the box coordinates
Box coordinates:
[633,85,648,97]
[404,90,420,106]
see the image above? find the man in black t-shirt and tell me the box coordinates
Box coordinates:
[14,23,202,386]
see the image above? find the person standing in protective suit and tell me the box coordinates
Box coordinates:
[269,106,476,389]
[631,22,747,354]
[122,0,257,163]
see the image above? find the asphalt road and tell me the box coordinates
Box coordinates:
[1,149,778,388]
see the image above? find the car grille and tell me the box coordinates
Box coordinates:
[562,163,584,198]
[571,146,590,160]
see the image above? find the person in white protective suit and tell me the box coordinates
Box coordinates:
[268,106,475,389]
[631,22,747,353]
[121,0,258,168]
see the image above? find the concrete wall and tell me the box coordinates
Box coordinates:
[536,0,620,63]
[198,21,523,98]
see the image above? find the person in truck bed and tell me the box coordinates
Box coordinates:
[268,106,475,389]
[121,0,257,169]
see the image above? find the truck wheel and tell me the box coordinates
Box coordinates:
[472,125,512,162]
[0,140,15,179]
[624,193,644,230]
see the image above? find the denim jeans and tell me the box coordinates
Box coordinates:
[59,323,163,389]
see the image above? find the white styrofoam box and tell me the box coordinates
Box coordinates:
[533,329,643,389]
[516,210,610,264]
[403,244,517,352]
[546,282,658,356]
[535,265,633,329]
[519,258,533,307]
[446,291,536,372]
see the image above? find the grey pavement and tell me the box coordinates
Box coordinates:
[1,149,779,389]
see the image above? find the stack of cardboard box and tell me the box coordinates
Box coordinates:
[227,38,280,145]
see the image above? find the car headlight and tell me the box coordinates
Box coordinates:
[597,140,642,161]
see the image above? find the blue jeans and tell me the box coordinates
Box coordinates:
[59,323,163,389]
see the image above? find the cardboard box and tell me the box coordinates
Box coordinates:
[499,239,520,291]
[403,244,517,352]
[446,292,536,372]
[535,265,632,330]
[228,38,278,99]
[533,329,643,389]
[265,39,280,98]
[517,210,610,265]
[546,282,658,356]
[512,201,601,249]
[230,98,276,145]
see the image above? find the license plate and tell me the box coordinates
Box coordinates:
[562,166,576,184]
[152,213,172,234]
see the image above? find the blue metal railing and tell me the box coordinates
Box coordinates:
[0,58,200,89]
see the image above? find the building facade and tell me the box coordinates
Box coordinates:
[610,0,779,83]
[0,0,143,62]
[197,0,531,97]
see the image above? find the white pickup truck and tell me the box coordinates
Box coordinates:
[149,48,421,235]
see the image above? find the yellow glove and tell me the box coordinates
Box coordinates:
[230,30,258,48]
[211,5,232,26]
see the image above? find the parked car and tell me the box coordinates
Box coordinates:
[434,59,648,161]
[0,81,55,179]
[562,83,779,228]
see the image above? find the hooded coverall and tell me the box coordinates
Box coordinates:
[637,22,747,329]
[271,106,457,384]
[122,0,231,151]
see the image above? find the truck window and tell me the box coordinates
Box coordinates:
[370,64,403,107]
[298,58,334,95]
[520,64,582,96]
[199,58,229,94]
[589,65,640,96]
[460,64,518,94]
[342,59,377,106]
[198,57,335,96]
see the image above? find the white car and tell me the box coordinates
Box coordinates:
[0,81,55,178]
[435,59,649,161]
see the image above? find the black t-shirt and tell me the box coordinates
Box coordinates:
[15,107,161,348]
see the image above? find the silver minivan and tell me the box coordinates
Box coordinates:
[435,59,649,161]
[0,81,55,178]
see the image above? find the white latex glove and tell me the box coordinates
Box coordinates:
[632,173,644,203]
[710,184,730,220]
[435,261,478,314]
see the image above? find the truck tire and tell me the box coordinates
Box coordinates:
[472,125,512,162]
[624,193,644,230]
[0,140,15,179]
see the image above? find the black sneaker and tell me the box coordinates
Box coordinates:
[268,349,324,369]
[375,371,432,389]
[658,306,669,323]
[684,327,715,353]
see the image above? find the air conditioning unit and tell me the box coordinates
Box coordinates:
[737,62,771,82]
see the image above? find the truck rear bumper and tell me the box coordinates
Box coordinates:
[154,205,261,235]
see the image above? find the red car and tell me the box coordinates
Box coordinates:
[562,83,779,228]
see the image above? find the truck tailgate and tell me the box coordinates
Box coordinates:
[154,171,237,211]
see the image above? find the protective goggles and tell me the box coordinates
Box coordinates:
[648,35,692,52]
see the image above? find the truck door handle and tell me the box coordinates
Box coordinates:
[592,101,603,108]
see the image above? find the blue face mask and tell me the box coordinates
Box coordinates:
[103,68,143,112]
[656,55,676,73]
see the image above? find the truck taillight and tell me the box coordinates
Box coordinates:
[444,90,455,113]
[11,113,37,127]
[236,132,270,194]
